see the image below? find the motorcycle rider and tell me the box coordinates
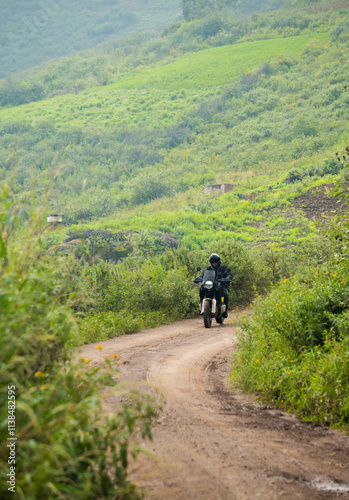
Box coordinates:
[198,253,232,317]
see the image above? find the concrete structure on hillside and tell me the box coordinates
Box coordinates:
[205,183,233,196]
[47,214,63,224]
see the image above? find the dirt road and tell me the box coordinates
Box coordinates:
[79,313,349,500]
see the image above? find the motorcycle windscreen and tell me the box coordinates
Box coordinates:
[202,269,216,283]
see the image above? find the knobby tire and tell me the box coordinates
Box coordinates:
[204,301,212,328]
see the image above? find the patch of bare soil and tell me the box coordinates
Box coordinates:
[78,312,349,500]
[292,184,346,222]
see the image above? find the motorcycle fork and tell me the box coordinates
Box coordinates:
[202,298,214,315]
[211,298,217,315]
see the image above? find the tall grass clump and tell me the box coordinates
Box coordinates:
[231,160,349,429]
[0,184,157,499]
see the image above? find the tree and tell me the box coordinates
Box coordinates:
[181,0,237,21]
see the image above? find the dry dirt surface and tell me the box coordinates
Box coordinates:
[79,312,349,500]
[291,184,346,222]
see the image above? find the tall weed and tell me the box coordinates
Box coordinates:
[231,164,349,428]
[0,185,157,499]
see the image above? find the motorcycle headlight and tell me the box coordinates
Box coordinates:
[204,281,213,290]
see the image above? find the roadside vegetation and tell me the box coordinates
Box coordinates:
[231,155,349,429]
[0,187,158,499]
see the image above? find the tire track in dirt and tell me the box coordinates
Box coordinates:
[78,314,349,500]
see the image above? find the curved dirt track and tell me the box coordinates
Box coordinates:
[79,312,349,500]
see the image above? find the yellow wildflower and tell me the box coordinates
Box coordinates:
[40,385,47,390]
[96,345,104,350]
[82,358,90,363]
[35,371,45,378]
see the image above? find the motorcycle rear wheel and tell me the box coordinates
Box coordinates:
[203,301,212,328]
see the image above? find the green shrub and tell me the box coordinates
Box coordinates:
[231,172,349,428]
[0,81,45,107]
[0,186,157,499]
[130,178,172,205]
[292,116,318,138]
[231,258,349,427]
[80,258,198,323]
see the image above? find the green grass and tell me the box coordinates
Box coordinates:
[108,32,329,90]
[0,32,329,129]
[0,12,347,247]
[68,174,331,250]
[0,87,199,128]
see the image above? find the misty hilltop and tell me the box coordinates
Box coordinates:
[0,0,182,78]
[0,0,292,78]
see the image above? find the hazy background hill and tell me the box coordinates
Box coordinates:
[0,0,292,79]
[0,0,182,78]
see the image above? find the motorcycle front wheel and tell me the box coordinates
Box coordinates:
[203,301,212,328]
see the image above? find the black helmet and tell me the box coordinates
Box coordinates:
[209,253,221,265]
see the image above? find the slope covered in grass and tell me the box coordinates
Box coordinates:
[0,33,328,126]
[109,32,329,90]
[0,2,347,251]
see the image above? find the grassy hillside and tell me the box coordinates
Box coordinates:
[0,0,181,78]
[109,33,329,90]
[0,33,329,126]
[0,1,347,294]
[1,1,343,106]
[0,13,347,251]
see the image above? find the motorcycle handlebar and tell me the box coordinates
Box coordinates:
[193,277,231,284]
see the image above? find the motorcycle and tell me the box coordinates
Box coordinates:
[193,266,231,328]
